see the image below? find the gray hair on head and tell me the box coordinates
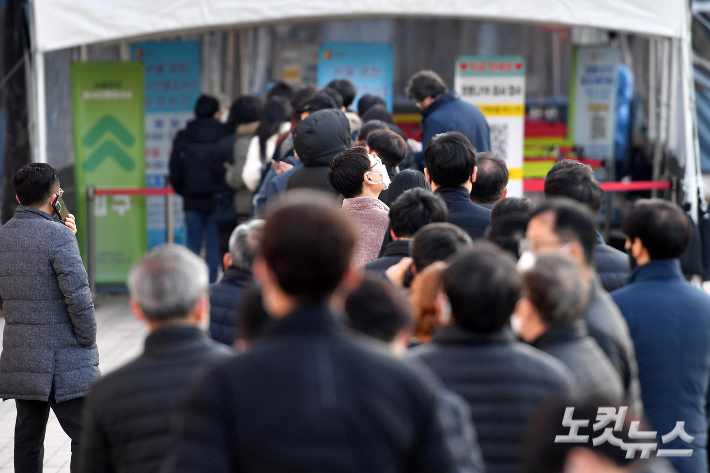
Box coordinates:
[522,253,590,326]
[127,244,209,321]
[229,219,265,271]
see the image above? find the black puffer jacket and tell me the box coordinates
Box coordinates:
[410,326,573,473]
[169,117,225,212]
[79,326,233,473]
[530,320,625,403]
[209,267,252,345]
[286,109,351,194]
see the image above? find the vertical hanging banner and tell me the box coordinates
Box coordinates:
[71,62,146,285]
[570,46,619,159]
[455,56,526,196]
[132,41,201,249]
[317,42,394,111]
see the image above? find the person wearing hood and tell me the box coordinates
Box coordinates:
[169,94,225,283]
[279,108,351,195]
[327,146,391,266]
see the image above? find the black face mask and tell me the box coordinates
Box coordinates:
[626,248,637,270]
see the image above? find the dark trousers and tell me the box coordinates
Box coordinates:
[14,394,84,473]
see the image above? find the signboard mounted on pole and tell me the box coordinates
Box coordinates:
[71,62,146,284]
[455,56,526,196]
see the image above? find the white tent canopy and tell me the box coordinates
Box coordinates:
[33,0,687,53]
[28,0,701,213]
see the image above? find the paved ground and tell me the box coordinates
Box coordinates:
[0,295,146,472]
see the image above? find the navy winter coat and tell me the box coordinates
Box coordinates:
[612,259,710,473]
[415,91,490,169]
[209,267,252,345]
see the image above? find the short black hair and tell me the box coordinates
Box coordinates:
[13,163,59,206]
[470,152,509,203]
[386,169,430,206]
[487,213,530,260]
[424,132,477,188]
[262,191,356,300]
[367,129,407,167]
[327,79,357,109]
[320,87,344,109]
[357,120,389,143]
[227,95,263,129]
[266,81,294,102]
[390,188,448,238]
[412,222,472,272]
[491,197,535,221]
[194,94,220,117]
[406,70,448,102]
[361,105,395,125]
[623,199,691,260]
[522,393,646,473]
[443,242,521,333]
[531,199,599,264]
[238,284,271,341]
[328,147,372,199]
[345,273,413,343]
[291,85,318,119]
[544,161,603,213]
[297,92,336,115]
[358,94,387,117]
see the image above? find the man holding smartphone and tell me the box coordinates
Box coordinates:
[0,163,98,473]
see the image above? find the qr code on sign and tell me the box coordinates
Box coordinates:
[590,112,607,140]
[490,124,508,160]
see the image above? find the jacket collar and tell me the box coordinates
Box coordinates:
[530,320,588,351]
[628,259,684,284]
[342,196,389,213]
[435,186,472,203]
[432,324,517,345]
[218,267,252,287]
[384,239,411,257]
[14,205,61,223]
[144,325,211,355]
[422,91,458,119]
[236,121,259,136]
[262,303,342,339]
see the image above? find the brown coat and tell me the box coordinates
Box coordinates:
[342,197,390,266]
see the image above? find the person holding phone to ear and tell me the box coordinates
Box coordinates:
[0,163,98,473]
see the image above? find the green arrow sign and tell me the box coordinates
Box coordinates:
[71,62,146,285]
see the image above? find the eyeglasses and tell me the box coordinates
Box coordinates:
[518,237,573,255]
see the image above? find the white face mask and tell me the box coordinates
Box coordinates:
[517,250,536,272]
[510,314,523,335]
[367,170,390,190]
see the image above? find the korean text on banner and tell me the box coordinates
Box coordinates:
[132,41,201,249]
[455,56,526,197]
[317,42,394,111]
[71,62,146,285]
[570,46,619,160]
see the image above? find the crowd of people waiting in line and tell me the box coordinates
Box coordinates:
[0,70,709,473]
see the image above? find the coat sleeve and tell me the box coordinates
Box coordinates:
[241,136,263,192]
[79,388,115,473]
[50,229,96,347]
[407,377,457,473]
[166,365,233,473]
[169,138,186,196]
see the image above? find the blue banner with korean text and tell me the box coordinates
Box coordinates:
[317,42,394,112]
[131,41,202,248]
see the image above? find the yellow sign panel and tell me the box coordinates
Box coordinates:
[478,104,525,116]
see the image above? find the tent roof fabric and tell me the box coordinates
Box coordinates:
[33,0,685,52]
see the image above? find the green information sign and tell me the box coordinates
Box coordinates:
[71,62,146,285]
